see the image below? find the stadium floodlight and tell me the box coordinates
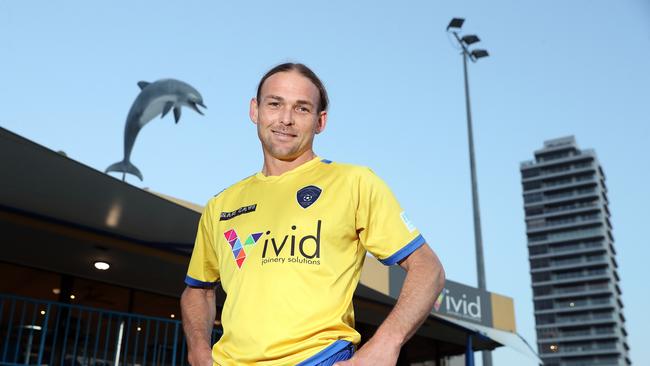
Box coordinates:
[471,49,489,60]
[446,18,465,31]
[462,35,480,45]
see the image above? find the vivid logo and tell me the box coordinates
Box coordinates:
[434,288,483,320]
[224,229,262,268]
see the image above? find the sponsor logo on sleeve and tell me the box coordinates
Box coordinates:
[400,211,416,232]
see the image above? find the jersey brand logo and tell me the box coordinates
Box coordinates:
[296,185,322,209]
[260,221,322,266]
[220,204,257,221]
[224,229,263,268]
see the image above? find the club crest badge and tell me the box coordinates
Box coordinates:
[297,185,322,209]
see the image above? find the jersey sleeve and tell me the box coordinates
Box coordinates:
[356,168,426,265]
[185,201,220,287]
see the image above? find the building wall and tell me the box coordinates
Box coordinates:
[521,136,630,366]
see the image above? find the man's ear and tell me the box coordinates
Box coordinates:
[315,111,328,134]
[249,98,259,125]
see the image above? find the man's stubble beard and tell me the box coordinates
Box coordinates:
[259,124,317,161]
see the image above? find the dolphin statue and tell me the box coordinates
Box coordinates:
[105,79,206,181]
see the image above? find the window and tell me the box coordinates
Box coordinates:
[533,273,551,282]
[527,218,546,229]
[0,262,60,301]
[529,246,547,255]
[538,150,570,161]
[524,192,543,203]
[526,207,544,216]
[522,169,540,178]
[0,262,186,321]
[536,314,555,325]
[535,300,553,310]
[537,327,558,339]
[530,259,549,269]
[132,290,183,320]
[71,278,130,313]
[523,181,542,190]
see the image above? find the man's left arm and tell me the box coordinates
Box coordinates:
[335,243,445,366]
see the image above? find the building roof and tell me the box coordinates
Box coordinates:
[1,127,199,255]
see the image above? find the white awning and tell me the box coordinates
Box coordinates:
[435,314,543,364]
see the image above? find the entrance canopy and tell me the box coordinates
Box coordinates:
[437,314,543,363]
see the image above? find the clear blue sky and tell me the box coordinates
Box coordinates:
[1,1,648,364]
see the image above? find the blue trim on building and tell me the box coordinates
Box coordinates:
[184,275,218,288]
[297,340,352,366]
[380,235,426,265]
[320,159,332,164]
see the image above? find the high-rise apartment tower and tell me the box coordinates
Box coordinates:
[520,136,630,366]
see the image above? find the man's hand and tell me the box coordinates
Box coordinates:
[187,346,214,366]
[337,244,445,366]
[333,336,400,366]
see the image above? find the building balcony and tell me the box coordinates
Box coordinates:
[526,201,602,220]
[538,327,623,344]
[526,217,603,234]
[534,283,616,300]
[521,149,595,169]
[541,358,627,366]
[538,342,626,359]
[524,187,599,207]
[535,298,616,315]
[530,255,609,273]
[521,165,596,184]
[528,227,606,247]
[536,315,618,329]
[528,242,606,260]
[523,175,598,195]
[532,269,611,286]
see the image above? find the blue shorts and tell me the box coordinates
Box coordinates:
[297,340,355,366]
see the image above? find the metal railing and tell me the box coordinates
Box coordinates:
[0,294,222,366]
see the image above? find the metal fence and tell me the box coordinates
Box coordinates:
[0,294,222,366]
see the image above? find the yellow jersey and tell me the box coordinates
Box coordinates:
[185,157,425,365]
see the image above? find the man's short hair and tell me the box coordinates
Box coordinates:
[256,63,329,113]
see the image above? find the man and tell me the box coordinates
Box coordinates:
[181,63,445,366]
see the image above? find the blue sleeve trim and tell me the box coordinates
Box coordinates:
[379,234,426,266]
[320,159,332,164]
[297,340,352,366]
[184,275,218,288]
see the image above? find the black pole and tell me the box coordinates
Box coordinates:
[456,30,492,366]
[462,51,487,291]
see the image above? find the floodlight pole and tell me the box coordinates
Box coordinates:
[450,25,492,366]
[453,31,487,292]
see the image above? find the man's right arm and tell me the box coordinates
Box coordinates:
[181,286,216,366]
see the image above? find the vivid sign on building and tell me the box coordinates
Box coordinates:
[389,267,494,327]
